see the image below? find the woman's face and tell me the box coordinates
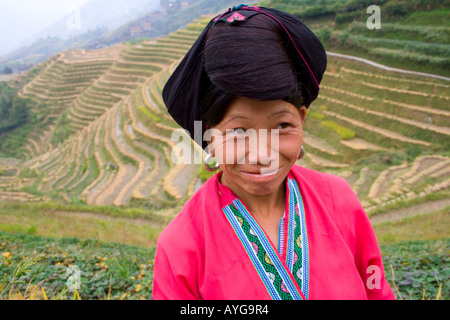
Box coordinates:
[208,96,307,196]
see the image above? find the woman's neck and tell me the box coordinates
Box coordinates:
[219,172,286,220]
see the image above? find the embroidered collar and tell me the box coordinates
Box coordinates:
[217,172,309,300]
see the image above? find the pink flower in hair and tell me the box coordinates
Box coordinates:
[227,12,246,23]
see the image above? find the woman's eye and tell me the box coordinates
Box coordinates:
[277,123,291,129]
[231,128,246,134]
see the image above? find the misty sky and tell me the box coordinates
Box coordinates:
[0,0,92,55]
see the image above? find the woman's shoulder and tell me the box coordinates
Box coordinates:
[291,164,362,216]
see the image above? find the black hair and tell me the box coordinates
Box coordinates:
[201,14,304,128]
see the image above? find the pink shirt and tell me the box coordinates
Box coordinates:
[153,164,395,300]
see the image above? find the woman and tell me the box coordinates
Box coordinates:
[153,4,395,300]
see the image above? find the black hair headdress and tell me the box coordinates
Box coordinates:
[162,4,327,150]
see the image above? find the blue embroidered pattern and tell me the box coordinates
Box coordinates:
[221,178,309,300]
[289,179,310,298]
[222,205,281,300]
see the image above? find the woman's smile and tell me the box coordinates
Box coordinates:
[240,167,281,179]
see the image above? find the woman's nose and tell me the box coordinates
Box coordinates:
[245,129,280,165]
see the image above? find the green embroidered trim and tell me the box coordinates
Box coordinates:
[292,191,303,287]
[228,203,294,300]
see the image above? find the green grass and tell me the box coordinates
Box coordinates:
[307,110,326,120]
[401,8,450,27]
[320,120,356,140]
[0,201,174,229]
[374,209,449,246]
[0,208,163,248]
[0,232,155,300]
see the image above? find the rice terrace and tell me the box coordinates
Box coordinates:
[0,0,449,300]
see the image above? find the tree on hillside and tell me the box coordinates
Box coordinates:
[10,97,29,124]
[0,96,12,122]
[2,66,12,74]
[0,96,30,135]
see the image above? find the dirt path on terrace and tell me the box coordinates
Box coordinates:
[327,52,450,82]
[370,198,450,225]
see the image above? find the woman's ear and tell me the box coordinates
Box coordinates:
[299,106,307,125]
[204,125,215,157]
[205,140,215,157]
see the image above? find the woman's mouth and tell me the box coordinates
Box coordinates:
[241,167,281,178]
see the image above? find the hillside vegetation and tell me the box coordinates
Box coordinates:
[262,0,450,77]
[0,0,448,300]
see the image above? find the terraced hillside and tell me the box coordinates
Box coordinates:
[17,46,124,158]
[302,56,450,213]
[0,13,448,217]
[1,17,210,208]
